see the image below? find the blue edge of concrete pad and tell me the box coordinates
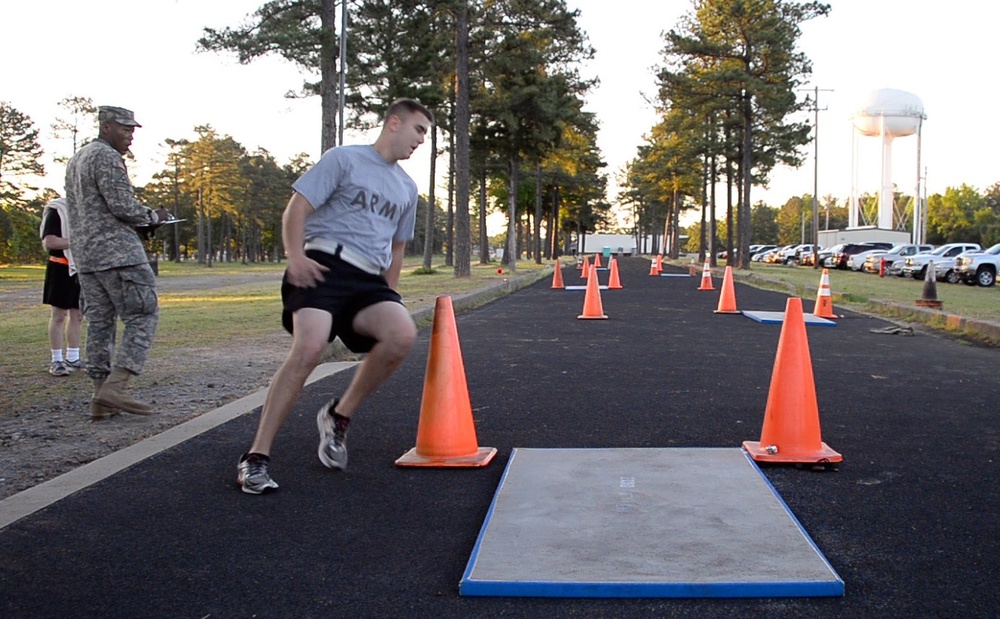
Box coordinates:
[741,310,836,327]
[459,448,845,599]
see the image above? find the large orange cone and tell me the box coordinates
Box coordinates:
[593,253,602,268]
[742,297,842,465]
[714,265,739,314]
[578,261,608,320]
[580,255,590,279]
[812,268,836,318]
[915,260,943,309]
[608,257,623,289]
[655,254,663,274]
[648,256,658,276]
[697,260,715,290]
[551,259,565,289]
[396,296,497,467]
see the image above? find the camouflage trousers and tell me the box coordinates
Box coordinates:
[78,263,159,380]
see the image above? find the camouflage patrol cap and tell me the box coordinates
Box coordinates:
[98,106,142,128]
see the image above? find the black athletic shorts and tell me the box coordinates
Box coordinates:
[281,249,403,353]
[42,260,81,310]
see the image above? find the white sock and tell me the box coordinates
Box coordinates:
[51,349,64,363]
[66,348,80,362]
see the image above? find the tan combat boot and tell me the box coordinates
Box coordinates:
[93,368,154,415]
[90,377,119,420]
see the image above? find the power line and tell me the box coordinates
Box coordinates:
[799,86,833,267]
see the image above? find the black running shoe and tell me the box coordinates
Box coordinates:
[317,399,348,470]
[237,452,279,494]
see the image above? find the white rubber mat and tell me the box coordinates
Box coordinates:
[460,448,844,598]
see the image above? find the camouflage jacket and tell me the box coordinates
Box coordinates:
[64,138,155,273]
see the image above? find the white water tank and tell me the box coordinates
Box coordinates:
[851,88,925,136]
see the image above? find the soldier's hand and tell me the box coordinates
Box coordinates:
[286,254,329,288]
[153,208,172,224]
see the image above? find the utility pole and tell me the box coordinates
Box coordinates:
[799,86,833,268]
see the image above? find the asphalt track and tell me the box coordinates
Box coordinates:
[1,257,997,618]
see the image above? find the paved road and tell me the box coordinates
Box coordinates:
[1,257,997,618]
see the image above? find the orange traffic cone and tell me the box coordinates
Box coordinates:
[551,259,565,289]
[593,253,602,268]
[580,255,590,279]
[714,265,739,313]
[608,257,623,289]
[812,268,836,318]
[396,296,497,467]
[578,261,608,320]
[655,254,663,274]
[648,256,658,276]
[915,260,943,309]
[697,260,715,290]
[742,297,842,465]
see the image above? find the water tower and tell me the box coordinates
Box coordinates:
[850,88,926,241]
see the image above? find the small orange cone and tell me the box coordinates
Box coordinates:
[580,255,590,279]
[593,253,602,268]
[608,257,623,289]
[648,256,658,276]
[697,260,715,290]
[396,296,497,467]
[578,261,608,320]
[714,265,739,314]
[915,260,943,309]
[551,259,565,289]
[656,254,663,274]
[742,297,842,465]
[812,268,836,319]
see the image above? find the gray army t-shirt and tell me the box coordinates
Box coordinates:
[293,144,418,271]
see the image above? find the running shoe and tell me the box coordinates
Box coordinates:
[317,398,348,470]
[64,358,83,372]
[236,452,279,494]
[49,360,70,377]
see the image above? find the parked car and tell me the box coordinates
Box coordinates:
[776,244,806,264]
[844,242,895,271]
[750,245,777,261]
[815,244,844,267]
[763,244,796,264]
[955,242,1000,287]
[863,244,935,274]
[793,244,820,266]
[900,243,981,280]
[825,243,888,270]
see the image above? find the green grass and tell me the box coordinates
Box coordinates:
[0,256,545,401]
[731,262,1000,322]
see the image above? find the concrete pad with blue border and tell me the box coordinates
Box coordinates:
[460,447,844,598]
[742,310,836,326]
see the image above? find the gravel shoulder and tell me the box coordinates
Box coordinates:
[1,272,307,501]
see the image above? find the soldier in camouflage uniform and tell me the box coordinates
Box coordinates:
[64,106,170,420]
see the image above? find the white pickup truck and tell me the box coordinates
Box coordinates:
[900,243,981,282]
[954,242,1000,287]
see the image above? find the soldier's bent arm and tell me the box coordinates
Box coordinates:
[94,149,155,225]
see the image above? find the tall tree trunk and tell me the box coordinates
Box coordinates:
[320,0,339,152]
[421,126,438,270]
[534,160,543,264]
[446,123,455,268]
[506,155,519,272]
[453,1,471,276]
[478,165,489,264]
[739,90,753,270]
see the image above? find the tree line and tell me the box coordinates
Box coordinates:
[5,1,1000,269]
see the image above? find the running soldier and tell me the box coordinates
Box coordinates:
[64,106,170,420]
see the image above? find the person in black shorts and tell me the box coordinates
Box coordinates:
[236,98,434,494]
[40,198,83,377]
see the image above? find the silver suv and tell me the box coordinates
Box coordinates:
[901,243,981,281]
[955,242,1000,287]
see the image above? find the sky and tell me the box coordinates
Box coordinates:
[3,0,999,230]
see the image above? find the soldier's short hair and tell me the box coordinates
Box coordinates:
[384,99,433,125]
